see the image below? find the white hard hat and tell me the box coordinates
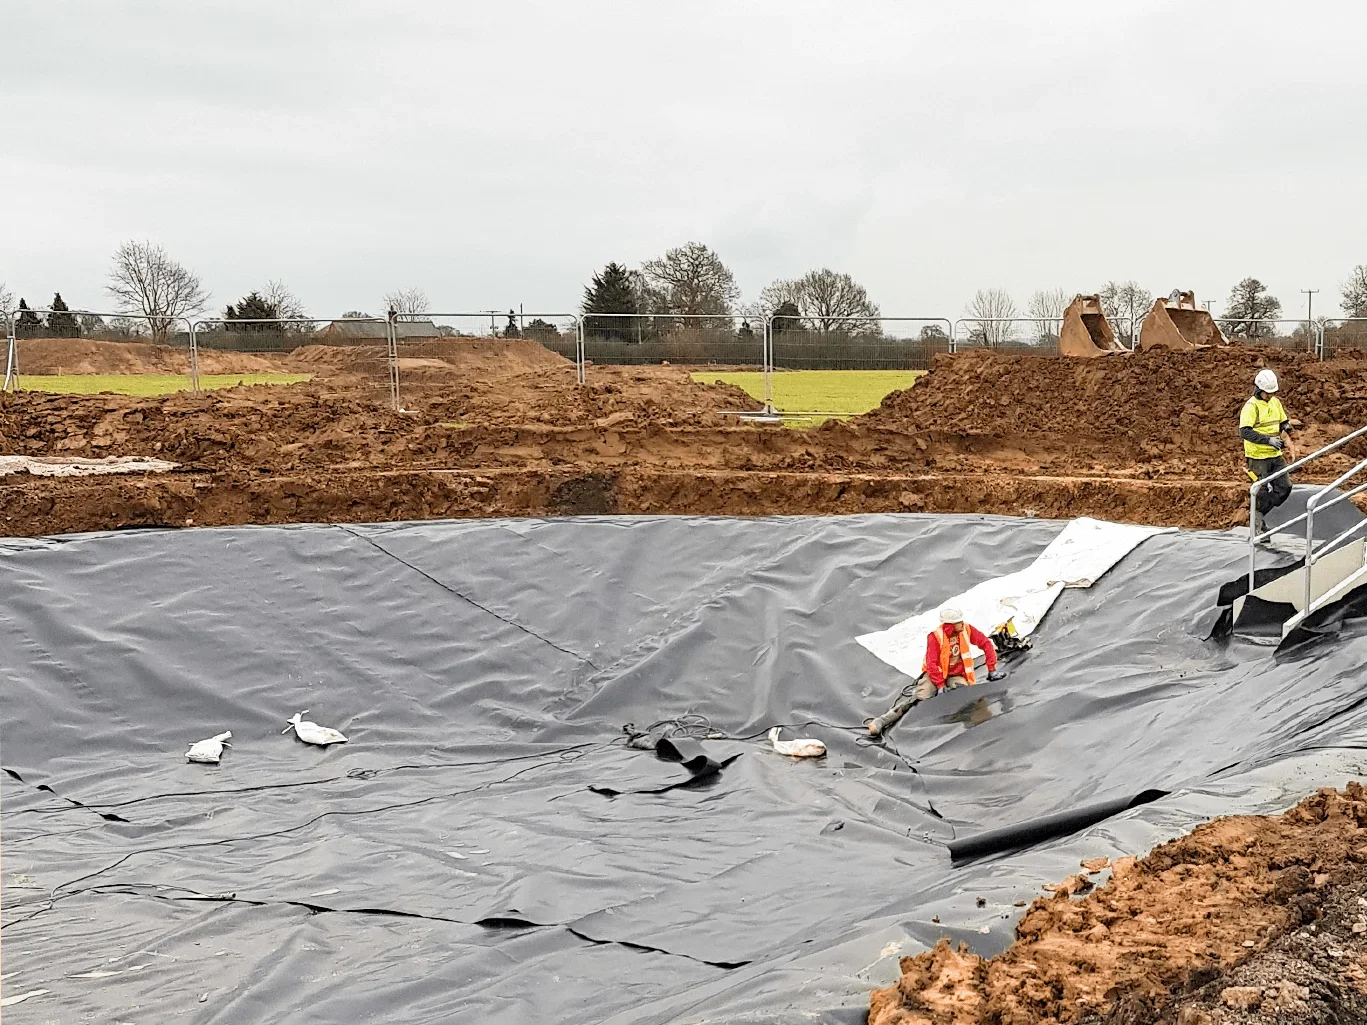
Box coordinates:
[1255,368,1279,394]
[939,606,963,624]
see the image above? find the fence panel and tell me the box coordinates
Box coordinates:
[4,308,194,393]
[581,312,765,367]
[192,316,394,404]
[1319,319,1367,359]
[769,315,952,372]
[952,315,1139,353]
[579,311,771,411]
[1215,318,1317,352]
[389,312,582,409]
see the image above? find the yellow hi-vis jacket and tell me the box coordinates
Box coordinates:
[1240,394,1287,460]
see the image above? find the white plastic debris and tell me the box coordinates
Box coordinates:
[186,731,232,764]
[768,727,826,759]
[283,711,348,746]
[0,990,50,1007]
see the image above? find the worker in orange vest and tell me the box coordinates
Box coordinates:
[914,606,1006,702]
[868,606,1008,735]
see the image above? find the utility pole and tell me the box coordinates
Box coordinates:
[1302,289,1319,355]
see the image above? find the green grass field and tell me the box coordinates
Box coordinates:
[15,373,312,396]
[692,369,924,423]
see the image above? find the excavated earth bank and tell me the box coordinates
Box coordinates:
[870,785,1367,1025]
[3,339,1366,536]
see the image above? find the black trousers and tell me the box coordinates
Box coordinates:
[1248,455,1291,515]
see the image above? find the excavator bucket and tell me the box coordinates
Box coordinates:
[1058,294,1126,357]
[1139,290,1228,351]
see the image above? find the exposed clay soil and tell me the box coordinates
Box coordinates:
[856,347,1367,480]
[4,339,1367,536]
[869,784,1367,1025]
[14,337,290,375]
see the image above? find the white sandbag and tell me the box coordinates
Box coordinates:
[186,731,232,764]
[283,711,348,746]
[768,727,826,759]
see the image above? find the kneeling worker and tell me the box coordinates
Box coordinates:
[868,606,1006,735]
[1241,369,1293,535]
[918,606,1005,701]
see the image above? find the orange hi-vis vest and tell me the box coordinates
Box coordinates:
[931,624,976,685]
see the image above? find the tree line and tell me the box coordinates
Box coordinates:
[579,241,881,342]
[5,239,1367,347]
[0,243,443,345]
[963,274,1360,345]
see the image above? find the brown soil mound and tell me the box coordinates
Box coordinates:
[0,360,763,473]
[419,364,761,427]
[869,783,1367,1025]
[0,386,410,469]
[13,338,286,375]
[289,339,570,374]
[397,337,572,370]
[856,347,1367,469]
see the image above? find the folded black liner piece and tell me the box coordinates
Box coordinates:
[4,514,1367,1024]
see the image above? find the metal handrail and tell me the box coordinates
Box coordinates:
[1300,457,1367,612]
[1248,423,1367,591]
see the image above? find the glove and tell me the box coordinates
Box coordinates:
[987,669,1007,682]
[1269,436,1284,451]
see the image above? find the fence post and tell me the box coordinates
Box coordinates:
[187,318,201,393]
[386,312,401,411]
[3,312,15,392]
[576,317,586,385]
[762,316,774,413]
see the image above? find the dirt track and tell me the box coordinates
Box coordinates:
[5,338,1366,536]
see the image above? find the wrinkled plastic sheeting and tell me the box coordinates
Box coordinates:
[4,514,1367,1025]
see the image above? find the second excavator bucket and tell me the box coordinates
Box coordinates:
[1140,290,1228,351]
[1058,294,1126,357]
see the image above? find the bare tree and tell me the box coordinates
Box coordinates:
[105,241,210,343]
[751,279,802,320]
[1098,280,1152,342]
[263,279,308,321]
[78,314,108,336]
[965,288,1018,347]
[1027,288,1070,343]
[383,287,430,319]
[641,242,740,319]
[1341,264,1367,319]
[0,282,14,318]
[109,316,151,338]
[1224,278,1282,339]
[757,269,881,334]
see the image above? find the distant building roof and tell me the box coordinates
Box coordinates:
[317,319,442,340]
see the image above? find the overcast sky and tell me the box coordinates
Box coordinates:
[3,0,1365,326]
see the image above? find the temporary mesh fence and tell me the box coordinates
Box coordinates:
[386,312,583,407]
[581,312,766,369]
[1216,318,1318,352]
[950,316,1135,355]
[192,316,396,403]
[769,315,953,371]
[4,309,195,393]
[1319,319,1367,359]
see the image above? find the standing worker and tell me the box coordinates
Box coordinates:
[1241,369,1294,535]
[867,606,1006,736]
